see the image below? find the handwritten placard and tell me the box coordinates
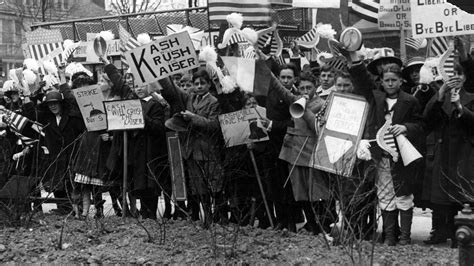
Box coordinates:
[310,92,369,177]
[124,31,199,86]
[378,0,411,30]
[218,106,269,147]
[73,85,107,132]
[104,99,144,131]
[411,0,474,38]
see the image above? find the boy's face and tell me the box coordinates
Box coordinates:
[335,77,353,93]
[298,80,315,98]
[319,71,335,90]
[382,72,402,98]
[279,69,296,90]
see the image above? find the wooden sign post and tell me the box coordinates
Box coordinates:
[104,99,145,218]
[310,92,369,177]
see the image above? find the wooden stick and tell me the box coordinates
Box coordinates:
[283,136,309,188]
[248,148,274,228]
[122,131,128,220]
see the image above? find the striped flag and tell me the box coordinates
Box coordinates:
[118,24,140,69]
[349,0,380,24]
[221,57,272,96]
[208,0,271,26]
[25,29,64,74]
[438,41,456,80]
[2,109,28,132]
[294,27,319,48]
[257,26,283,56]
[384,131,398,154]
[2,109,44,147]
[429,36,449,56]
[326,56,347,72]
[405,37,426,50]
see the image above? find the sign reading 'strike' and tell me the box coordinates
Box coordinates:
[124,31,199,86]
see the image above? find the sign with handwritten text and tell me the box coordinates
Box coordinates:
[104,99,144,131]
[378,0,412,30]
[124,31,199,86]
[73,85,107,132]
[411,0,474,38]
[218,106,268,147]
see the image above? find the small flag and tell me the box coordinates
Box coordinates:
[257,26,283,56]
[2,109,45,145]
[349,0,380,24]
[429,36,449,56]
[384,131,398,153]
[3,109,28,133]
[221,57,271,96]
[405,37,426,51]
[208,0,271,26]
[118,24,140,68]
[295,27,319,48]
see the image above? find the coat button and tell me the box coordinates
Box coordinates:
[437,139,443,143]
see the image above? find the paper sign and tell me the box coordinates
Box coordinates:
[378,0,412,29]
[124,31,199,86]
[104,99,144,131]
[411,1,474,38]
[166,132,187,201]
[218,106,269,147]
[311,92,369,177]
[73,85,107,132]
[292,0,340,8]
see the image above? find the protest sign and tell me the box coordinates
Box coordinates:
[310,92,369,177]
[104,99,144,131]
[73,85,107,132]
[166,132,187,201]
[378,0,411,30]
[218,106,269,147]
[124,31,199,86]
[411,0,474,38]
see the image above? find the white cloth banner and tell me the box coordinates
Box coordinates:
[292,0,340,8]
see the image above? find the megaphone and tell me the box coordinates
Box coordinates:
[290,97,306,119]
[396,134,422,166]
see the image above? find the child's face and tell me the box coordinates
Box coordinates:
[180,79,193,92]
[382,72,402,98]
[244,97,258,109]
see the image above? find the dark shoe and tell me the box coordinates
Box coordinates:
[287,223,297,233]
[94,206,104,219]
[423,234,448,245]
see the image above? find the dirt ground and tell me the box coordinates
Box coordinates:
[0,214,458,264]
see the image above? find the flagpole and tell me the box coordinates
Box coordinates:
[122,131,128,220]
[206,0,212,47]
[400,28,407,64]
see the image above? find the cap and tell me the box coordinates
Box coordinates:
[367,48,403,75]
[44,91,64,103]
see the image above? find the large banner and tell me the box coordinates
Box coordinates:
[218,106,269,147]
[104,99,144,131]
[310,92,369,177]
[378,0,411,30]
[73,85,107,132]
[124,31,199,86]
[411,1,474,38]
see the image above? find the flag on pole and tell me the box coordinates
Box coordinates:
[2,109,45,146]
[118,24,140,68]
[349,0,380,24]
[221,57,271,96]
[294,27,319,48]
[2,109,28,133]
[405,37,426,51]
[208,0,271,26]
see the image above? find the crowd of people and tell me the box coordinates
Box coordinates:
[0,28,473,249]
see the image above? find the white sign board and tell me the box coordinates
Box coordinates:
[378,0,411,29]
[124,31,199,86]
[411,1,474,38]
[73,85,107,132]
[218,106,269,147]
[104,99,144,131]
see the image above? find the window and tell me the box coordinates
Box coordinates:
[64,0,69,9]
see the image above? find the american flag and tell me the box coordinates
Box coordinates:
[325,56,347,72]
[25,29,64,74]
[429,36,449,56]
[2,109,28,133]
[208,0,271,27]
[2,109,44,146]
[257,26,283,56]
[118,24,141,69]
[405,37,425,51]
[384,131,398,154]
[294,27,319,48]
[349,0,380,24]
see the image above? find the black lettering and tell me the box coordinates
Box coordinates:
[163,52,171,62]
[150,44,160,54]
[169,37,179,48]
[153,55,162,64]
[130,48,157,83]
[435,21,443,33]
[171,49,181,59]
[159,66,169,76]
[159,40,169,50]
[187,57,196,67]
[415,24,423,34]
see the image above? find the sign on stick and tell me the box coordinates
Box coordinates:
[104,99,144,131]
[218,106,269,147]
[310,92,369,177]
[378,0,412,30]
[124,31,199,86]
[411,0,474,38]
[73,85,107,132]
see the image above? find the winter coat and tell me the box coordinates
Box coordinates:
[422,88,474,205]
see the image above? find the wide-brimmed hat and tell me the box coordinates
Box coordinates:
[402,56,425,80]
[44,91,64,103]
[367,48,403,75]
